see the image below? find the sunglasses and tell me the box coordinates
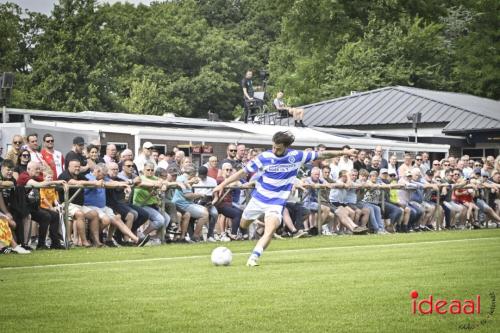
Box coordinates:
[45,139,54,143]
[144,147,152,150]
[443,164,450,166]
[224,168,233,171]
[144,169,154,171]
[453,174,460,176]
[124,164,134,167]
[416,159,422,161]
[229,149,237,152]
[13,141,22,145]
[433,164,440,166]
[21,154,30,157]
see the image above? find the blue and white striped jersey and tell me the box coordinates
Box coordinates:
[244,149,319,206]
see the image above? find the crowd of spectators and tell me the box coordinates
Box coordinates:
[1,133,499,255]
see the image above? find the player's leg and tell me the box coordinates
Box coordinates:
[247,214,280,267]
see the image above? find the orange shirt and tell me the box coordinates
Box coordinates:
[40,188,59,209]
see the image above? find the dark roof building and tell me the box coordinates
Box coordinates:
[300,86,500,158]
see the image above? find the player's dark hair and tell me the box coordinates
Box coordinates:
[272,131,295,147]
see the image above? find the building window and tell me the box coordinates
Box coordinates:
[100,142,128,157]
[462,148,499,159]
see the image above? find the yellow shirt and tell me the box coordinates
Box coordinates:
[40,188,59,209]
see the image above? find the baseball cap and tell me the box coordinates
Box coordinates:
[198,166,208,176]
[425,169,434,177]
[473,168,481,174]
[143,141,154,149]
[73,136,85,145]
[380,168,388,174]
[405,170,412,176]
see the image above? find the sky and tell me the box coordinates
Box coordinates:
[0,0,154,15]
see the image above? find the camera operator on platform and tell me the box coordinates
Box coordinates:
[241,70,255,123]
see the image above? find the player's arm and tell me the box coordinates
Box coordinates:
[318,147,357,160]
[213,169,248,195]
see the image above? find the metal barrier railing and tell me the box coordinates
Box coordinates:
[0,181,492,247]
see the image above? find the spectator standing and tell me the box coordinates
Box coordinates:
[41,133,65,179]
[338,145,354,172]
[204,155,219,179]
[65,136,90,174]
[103,144,117,164]
[374,145,388,169]
[398,153,414,179]
[4,135,24,166]
[134,142,156,173]
[353,150,367,171]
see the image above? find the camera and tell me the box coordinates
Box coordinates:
[259,69,269,81]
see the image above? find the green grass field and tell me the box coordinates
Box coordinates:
[1,230,499,333]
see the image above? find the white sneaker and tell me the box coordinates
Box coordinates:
[207,236,216,243]
[322,229,333,236]
[12,245,31,254]
[246,257,259,267]
[145,238,161,246]
[293,229,309,238]
[220,233,231,242]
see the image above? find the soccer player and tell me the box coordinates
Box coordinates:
[213,131,357,267]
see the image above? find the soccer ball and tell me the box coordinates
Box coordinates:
[211,247,232,266]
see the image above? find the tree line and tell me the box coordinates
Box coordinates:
[0,0,498,120]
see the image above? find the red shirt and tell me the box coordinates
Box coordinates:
[17,172,43,186]
[453,189,473,204]
[41,149,65,179]
[216,177,233,207]
[207,167,218,180]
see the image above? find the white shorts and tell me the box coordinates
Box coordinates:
[87,206,115,219]
[242,198,283,222]
[67,203,92,218]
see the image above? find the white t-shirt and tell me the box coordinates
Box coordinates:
[193,176,217,196]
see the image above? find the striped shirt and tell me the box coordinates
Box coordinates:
[244,149,318,206]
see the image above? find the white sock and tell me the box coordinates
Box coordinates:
[249,245,264,260]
